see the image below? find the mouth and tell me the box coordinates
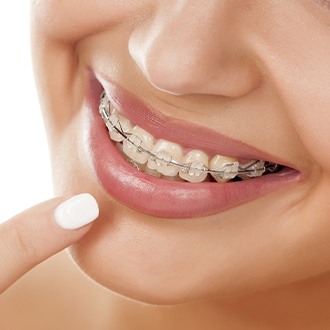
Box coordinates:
[83,73,302,218]
[99,91,280,183]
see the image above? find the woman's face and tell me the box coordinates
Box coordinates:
[31,0,330,304]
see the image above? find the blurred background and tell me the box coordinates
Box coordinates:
[0,3,52,221]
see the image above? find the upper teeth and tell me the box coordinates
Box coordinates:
[147,140,184,177]
[123,125,153,164]
[99,92,278,183]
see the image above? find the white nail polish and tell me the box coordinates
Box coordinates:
[54,193,99,230]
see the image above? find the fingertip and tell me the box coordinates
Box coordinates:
[54,193,99,230]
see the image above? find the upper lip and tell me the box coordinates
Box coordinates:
[95,72,292,168]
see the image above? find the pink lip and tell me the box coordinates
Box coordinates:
[83,74,301,218]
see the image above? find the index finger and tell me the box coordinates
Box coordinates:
[0,194,99,293]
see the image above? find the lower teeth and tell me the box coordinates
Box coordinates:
[102,92,281,183]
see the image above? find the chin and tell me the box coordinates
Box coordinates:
[63,184,308,306]
[66,207,214,305]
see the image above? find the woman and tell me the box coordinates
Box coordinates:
[1,1,330,328]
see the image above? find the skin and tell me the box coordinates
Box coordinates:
[2,0,330,328]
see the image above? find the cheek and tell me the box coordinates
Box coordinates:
[31,0,151,41]
[288,96,330,169]
[275,64,330,169]
[253,16,330,170]
[241,1,330,171]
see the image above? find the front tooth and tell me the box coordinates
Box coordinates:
[179,150,209,183]
[209,155,239,182]
[107,111,134,142]
[122,125,154,164]
[147,139,183,177]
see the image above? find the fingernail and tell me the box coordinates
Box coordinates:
[54,193,99,230]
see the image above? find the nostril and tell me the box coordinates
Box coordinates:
[138,54,261,98]
[128,36,189,95]
[139,53,205,96]
[129,33,262,98]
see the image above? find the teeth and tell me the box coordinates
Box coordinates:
[147,139,183,177]
[107,110,134,142]
[209,155,239,182]
[179,150,209,183]
[100,94,273,183]
[123,126,154,164]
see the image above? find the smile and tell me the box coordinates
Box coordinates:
[99,91,280,183]
[84,74,302,218]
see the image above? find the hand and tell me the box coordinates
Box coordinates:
[0,193,99,293]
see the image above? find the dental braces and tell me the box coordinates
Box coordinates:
[99,92,280,180]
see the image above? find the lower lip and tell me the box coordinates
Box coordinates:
[83,77,302,218]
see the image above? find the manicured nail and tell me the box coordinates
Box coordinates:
[54,193,99,230]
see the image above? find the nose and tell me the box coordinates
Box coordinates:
[128,1,262,98]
